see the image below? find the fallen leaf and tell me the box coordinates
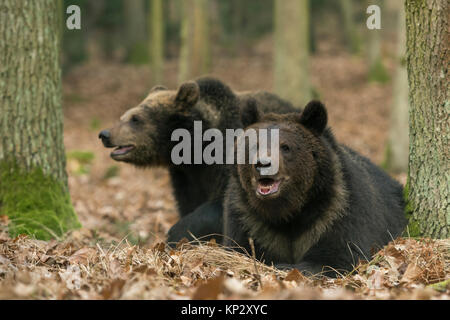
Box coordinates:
[401,263,422,284]
[68,247,96,265]
[153,242,166,253]
[133,265,157,276]
[101,279,126,300]
[192,276,225,300]
[284,269,305,283]
[176,238,189,249]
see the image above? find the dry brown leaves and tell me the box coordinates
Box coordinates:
[0,223,448,300]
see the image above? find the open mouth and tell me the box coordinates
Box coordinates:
[256,178,281,196]
[111,145,135,157]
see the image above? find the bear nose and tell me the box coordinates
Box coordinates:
[98,130,110,140]
[99,130,115,147]
[255,157,271,172]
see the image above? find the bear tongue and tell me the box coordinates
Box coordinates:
[257,180,281,196]
[112,146,134,155]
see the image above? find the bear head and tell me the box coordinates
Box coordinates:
[236,100,333,222]
[98,81,204,167]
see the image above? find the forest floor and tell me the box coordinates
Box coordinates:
[0,36,449,300]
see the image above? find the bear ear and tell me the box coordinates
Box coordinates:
[299,100,328,135]
[240,98,261,127]
[175,81,200,109]
[149,85,168,94]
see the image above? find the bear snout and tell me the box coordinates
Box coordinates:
[99,130,115,148]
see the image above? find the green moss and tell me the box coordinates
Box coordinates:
[0,162,81,240]
[427,279,450,292]
[402,179,421,237]
[368,59,390,84]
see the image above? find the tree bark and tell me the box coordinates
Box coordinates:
[0,0,80,239]
[149,0,164,84]
[405,0,449,238]
[386,1,409,173]
[178,0,211,82]
[274,0,311,108]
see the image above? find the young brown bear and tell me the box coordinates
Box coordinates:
[224,100,406,276]
[99,77,296,242]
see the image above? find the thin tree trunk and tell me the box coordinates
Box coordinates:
[178,0,211,82]
[339,0,360,54]
[150,0,164,84]
[0,0,80,239]
[366,0,388,82]
[274,0,311,108]
[386,2,409,173]
[405,0,449,238]
[124,0,148,64]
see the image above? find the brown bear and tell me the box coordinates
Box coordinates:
[223,100,407,276]
[99,77,296,242]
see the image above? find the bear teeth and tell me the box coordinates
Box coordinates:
[257,179,281,196]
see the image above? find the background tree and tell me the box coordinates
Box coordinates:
[178,0,211,82]
[124,0,148,64]
[405,0,449,238]
[273,0,311,108]
[338,0,360,54]
[0,0,80,239]
[149,0,164,84]
[385,1,409,173]
[62,0,89,70]
[366,0,389,82]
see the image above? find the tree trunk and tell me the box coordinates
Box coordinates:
[149,0,164,84]
[124,0,148,64]
[178,0,211,82]
[405,0,449,238]
[385,2,409,173]
[0,0,80,240]
[274,0,311,108]
[366,0,389,83]
[339,0,360,54]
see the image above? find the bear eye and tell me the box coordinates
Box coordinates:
[130,115,140,124]
[281,144,290,152]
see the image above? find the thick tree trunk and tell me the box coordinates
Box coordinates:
[149,0,164,84]
[0,0,80,240]
[405,0,449,238]
[386,2,409,173]
[178,0,211,82]
[274,0,311,108]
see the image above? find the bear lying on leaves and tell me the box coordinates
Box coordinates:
[99,77,296,242]
[223,100,407,276]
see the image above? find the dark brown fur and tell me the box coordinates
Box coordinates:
[224,101,407,276]
[99,77,297,243]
